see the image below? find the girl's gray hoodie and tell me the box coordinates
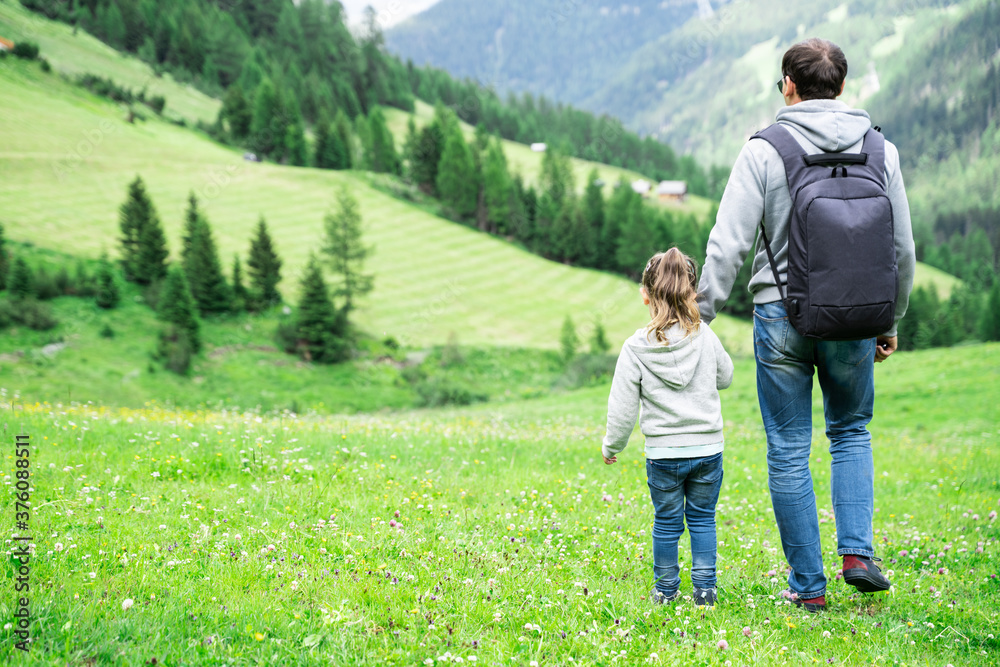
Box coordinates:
[602,322,733,460]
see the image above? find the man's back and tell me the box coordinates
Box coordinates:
[696,98,916,339]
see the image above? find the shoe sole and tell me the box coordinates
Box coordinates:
[794,601,825,613]
[843,568,891,593]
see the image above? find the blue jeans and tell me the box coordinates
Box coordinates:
[646,452,724,596]
[754,301,876,599]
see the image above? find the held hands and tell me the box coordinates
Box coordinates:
[602,454,617,465]
[875,335,897,363]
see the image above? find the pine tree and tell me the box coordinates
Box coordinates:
[368,106,400,174]
[284,95,308,166]
[355,114,373,170]
[294,254,347,363]
[119,175,167,284]
[402,115,418,178]
[0,222,9,291]
[412,114,445,193]
[560,315,578,365]
[590,319,610,355]
[583,169,605,242]
[314,111,350,170]
[313,111,335,169]
[95,252,121,309]
[615,195,657,279]
[247,216,283,309]
[101,0,127,48]
[8,257,32,300]
[979,280,1000,341]
[181,194,231,314]
[322,187,373,313]
[221,83,252,140]
[482,139,511,234]
[157,267,201,352]
[231,254,250,313]
[249,77,280,158]
[136,214,169,287]
[540,145,574,206]
[333,109,354,169]
[436,126,477,218]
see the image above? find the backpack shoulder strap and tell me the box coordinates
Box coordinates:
[859,128,886,187]
[749,123,809,193]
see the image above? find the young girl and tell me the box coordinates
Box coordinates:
[602,248,733,606]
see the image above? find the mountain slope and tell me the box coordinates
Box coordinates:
[0,58,751,353]
[388,0,701,108]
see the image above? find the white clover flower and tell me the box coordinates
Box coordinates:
[122,598,134,611]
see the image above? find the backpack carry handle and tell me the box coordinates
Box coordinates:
[803,153,868,167]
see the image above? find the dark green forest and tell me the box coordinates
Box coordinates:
[19,0,725,197]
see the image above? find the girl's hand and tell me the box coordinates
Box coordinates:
[602,454,617,465]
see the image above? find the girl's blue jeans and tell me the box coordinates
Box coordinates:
[646,452,724,597]
[753,301,877,600]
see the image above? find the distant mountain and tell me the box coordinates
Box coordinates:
[387,0,703,109]
[388,0,995,171]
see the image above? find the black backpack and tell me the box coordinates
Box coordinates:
[751,123,897,340]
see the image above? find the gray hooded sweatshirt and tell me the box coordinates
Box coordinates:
[697,99,916,337]
[602,322,733,461]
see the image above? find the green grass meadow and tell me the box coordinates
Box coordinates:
[3,7,999,665]
[1,344,998,666]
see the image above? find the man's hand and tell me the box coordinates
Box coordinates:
[602,454,617,465]
[875,335,897,363]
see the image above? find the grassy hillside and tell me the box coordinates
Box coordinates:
[383,100,717,216]
[3,342,997,665]
[0,57,751,355]
[0,0,220,125]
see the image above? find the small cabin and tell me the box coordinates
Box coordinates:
[530,142,546,152]
[657,180,687,202]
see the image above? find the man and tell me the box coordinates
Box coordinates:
[696,38,916,612]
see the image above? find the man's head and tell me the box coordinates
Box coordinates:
[780,38,848,103]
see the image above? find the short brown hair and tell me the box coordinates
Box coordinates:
[781,38,848,101]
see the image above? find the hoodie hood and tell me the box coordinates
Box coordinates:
[625,324,702,389]
[775,99,871,152]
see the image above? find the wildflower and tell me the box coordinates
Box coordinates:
[717,639,729,651]
[254,632,264,641]
[822,631,831,638]
[122,599,134,611]
[54,543,64,552]
[743,627,752,637]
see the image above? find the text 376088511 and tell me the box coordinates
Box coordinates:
[13,433,31,652]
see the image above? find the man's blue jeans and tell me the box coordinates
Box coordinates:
[754,301,877,599]
[646,452,724,596]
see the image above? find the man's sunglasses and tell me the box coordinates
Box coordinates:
[776,75,794,94]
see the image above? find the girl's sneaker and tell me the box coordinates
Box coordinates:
[651,589,681,604]
[693,587,717,606]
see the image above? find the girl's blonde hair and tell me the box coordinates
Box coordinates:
[641,248,701,343]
